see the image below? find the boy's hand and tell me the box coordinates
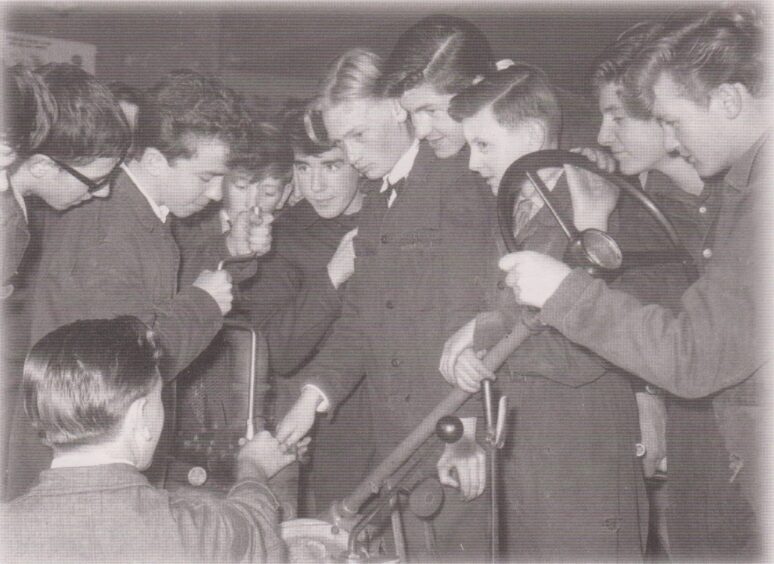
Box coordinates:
[276,387,323,451]
[570,146,618,174]
[439,317,476,386]
[635,391,667,478]
[563,162,620,233]
[436,418,486,501]
[499,251,571,309]
[450,349,494,394]
[237,431,310,480]
[193,269,233,315]
[227,207,274,257]
[327,228,358,289]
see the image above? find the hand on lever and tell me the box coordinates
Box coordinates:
[436,418,486,501]
[276,386,323,452]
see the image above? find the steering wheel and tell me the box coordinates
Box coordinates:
[497,150,697,280]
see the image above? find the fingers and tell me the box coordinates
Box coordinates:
[437,462,460,490]
[498,250,531,272]
[454,349,494,393]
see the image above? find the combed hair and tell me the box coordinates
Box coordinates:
[23,316,161,448]
[315,48,384,111]
[227,120,293,183]
[279,98,334,157]
[2,65,56,157]
[449,63,562,143]
[30,63,131,165]
[591,21,666,120]
[107,81,145,107]
[134,69,253,162]
[635,5,765,109]
[379,14,495,97]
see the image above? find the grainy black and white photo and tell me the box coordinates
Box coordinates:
[0,0,768,562]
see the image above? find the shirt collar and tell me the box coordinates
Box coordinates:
[724,132,768,193]
[51,451,136,469]
[219,208,232,233]
[121,163,170,223]
[381,138,420,192]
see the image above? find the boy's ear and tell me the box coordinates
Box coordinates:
[26,154,60,179]
[390,98,408,123]
[139,147,171,177]
[524,119,548,152]
[126,396,151,440]
[711,83,744,120]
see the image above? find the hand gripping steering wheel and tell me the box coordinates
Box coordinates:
[496,150,697,281]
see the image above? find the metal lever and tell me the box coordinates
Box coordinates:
[482,379,506,562]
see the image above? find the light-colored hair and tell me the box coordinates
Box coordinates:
[315,48,385,111]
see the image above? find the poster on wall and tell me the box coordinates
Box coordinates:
[4,31,96,73]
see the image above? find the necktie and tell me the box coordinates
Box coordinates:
[512,197,536,237]
[385,178,405,208]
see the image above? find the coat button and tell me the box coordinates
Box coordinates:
[391,358,402,368]
[603,517,620,532]
[702,248,713,259]
[698,205,707,214]
[381,234,389,244]
[386,300,395,309]
[497,280,506,290]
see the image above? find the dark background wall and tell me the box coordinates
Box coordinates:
[5,0,721,113]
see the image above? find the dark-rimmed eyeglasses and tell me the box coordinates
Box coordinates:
[48,154,126,193]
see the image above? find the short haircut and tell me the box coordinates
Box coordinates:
[449,63,562,143]
[635,6,764,109]
[134,69,252,163]
[591,21,666,120]
[23,316,161,449]
[30,63,131,165]
[2,65,56,157]
[380,14,495,98]
[228,121,293,183]
[279,98,334,157]
[315,48,385,112]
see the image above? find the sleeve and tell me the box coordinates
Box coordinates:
[236,251,344,377]
[171,479,286,563]
[34,235,223,380]
[297,269,368,415]
[540,255,761,398]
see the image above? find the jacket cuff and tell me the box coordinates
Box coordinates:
[473,311,510,351]
[539,268,596,329]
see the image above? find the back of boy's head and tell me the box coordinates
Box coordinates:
[448,63,561,144]
[228,120,293,183]
[134,69,252,164]
[280,98,335,157]
[12,63,131,166]
[107,81,145,108]
[23,316,161,449]
[379,14,496,98]
[2,65,56,158]
[591,21,666,121]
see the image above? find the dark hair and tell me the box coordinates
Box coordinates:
[107,81,145,107]
[591,21,665,120]
[23,316,161,448]
[449,63,562,143]
[636,6,764,109]
[380,14,495,98]
[2,65,56,157]
[28,63,131,165]
[280,98,334,157]
[228,120,293,183]
[134,69,252,163]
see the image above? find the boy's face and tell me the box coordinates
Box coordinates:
[322,97,409,180]
[137,377,165,471]
[652,72,729,178]
[224,170,286,216]
[597,82,669,176]
[293,146,362,218]
[32,156,119,209]
[400,83,465,159]
[158,138,229,218]
[462,106,540,195]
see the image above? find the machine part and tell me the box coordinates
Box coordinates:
[407,478,444,520]
[435,416,464,444]
[497,150,697,279]
[222,320,258,442]
[389,495,407,562]
[281,518,351,563]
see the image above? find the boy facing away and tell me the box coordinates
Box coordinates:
[1,316,301,563]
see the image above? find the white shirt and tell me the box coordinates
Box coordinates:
[121,163,170,223]
[52,452,136,469]
[1,173,28,223]
[380,139,420,208]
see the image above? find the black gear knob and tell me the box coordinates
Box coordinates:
[435,415,463,444]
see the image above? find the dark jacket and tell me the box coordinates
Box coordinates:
[0,189,29,299]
